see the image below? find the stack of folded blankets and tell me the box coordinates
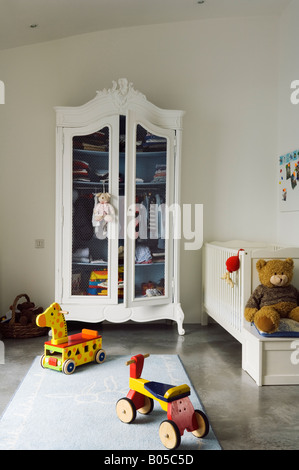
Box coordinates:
[143,133,166,151]
[73,160,90,182]
[73,247,90,263]
[152,164,166,183]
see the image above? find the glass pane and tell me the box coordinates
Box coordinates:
[134,124,167,300]
[72,127,110,296]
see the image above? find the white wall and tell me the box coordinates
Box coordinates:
[0,16,279,322]
[277,0,299,246]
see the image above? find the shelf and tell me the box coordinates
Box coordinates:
[73,180,109,188]
[135,182,166,187]
[73,181,166,192]
[72,262,107,266]
[73,149,109,157]
[134,294,165,300]
[73,149,166,158]
[72,262,164,267]
[135,262,165,266]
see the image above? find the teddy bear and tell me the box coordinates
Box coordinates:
[10,301,44,326]
[244,257,299,333]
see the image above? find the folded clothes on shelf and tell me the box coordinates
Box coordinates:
[151,164,166,183]
[73,247,90,263]
[94,169,109,181]
[82,143,108,151]
[73,160,90,181]
[145,288,163,297]
[143,132,167,151]
[135,245,152,264]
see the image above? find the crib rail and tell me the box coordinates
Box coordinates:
[202,243,250,343]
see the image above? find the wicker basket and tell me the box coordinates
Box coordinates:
[0,294,49,339]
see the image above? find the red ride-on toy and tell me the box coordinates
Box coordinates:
[116,354,209,450]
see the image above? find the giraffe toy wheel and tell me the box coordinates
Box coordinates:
[95,349,106,364]
[40,354,46,368]
[62,359,76,375]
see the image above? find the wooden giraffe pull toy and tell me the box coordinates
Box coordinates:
[36,302,68,345]
[36,302,106,374]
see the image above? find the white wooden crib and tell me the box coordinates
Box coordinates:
[202,240,299,386]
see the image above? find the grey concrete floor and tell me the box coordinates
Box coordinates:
[1,321,298,450]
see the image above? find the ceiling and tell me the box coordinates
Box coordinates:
[0,0,292,51]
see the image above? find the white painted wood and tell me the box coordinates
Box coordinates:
[55,79,184,130]
[55,78,185,334]
[242,323,299,386]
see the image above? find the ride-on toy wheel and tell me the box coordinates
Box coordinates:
[138,397,154,415]
[191,409,210,438]
[159,420,181,450]
[116,398,136,423]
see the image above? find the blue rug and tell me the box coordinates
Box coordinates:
[0,354,221,450]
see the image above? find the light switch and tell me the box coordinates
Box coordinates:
[35,239,45,248]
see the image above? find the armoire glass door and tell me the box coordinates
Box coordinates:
[62,116,119,304]
[126,112,175,307]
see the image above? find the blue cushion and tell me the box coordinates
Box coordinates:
[254,319,299,337]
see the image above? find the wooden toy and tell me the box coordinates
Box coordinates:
[36,302,106,374]
[116,353,209,450]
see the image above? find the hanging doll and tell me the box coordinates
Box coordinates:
[93,192,115,237]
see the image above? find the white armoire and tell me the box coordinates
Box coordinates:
[55,79,185,335]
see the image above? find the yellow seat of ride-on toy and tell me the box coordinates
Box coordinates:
[144,381,190,402]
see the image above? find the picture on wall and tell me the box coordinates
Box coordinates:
[279,150,299,212]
